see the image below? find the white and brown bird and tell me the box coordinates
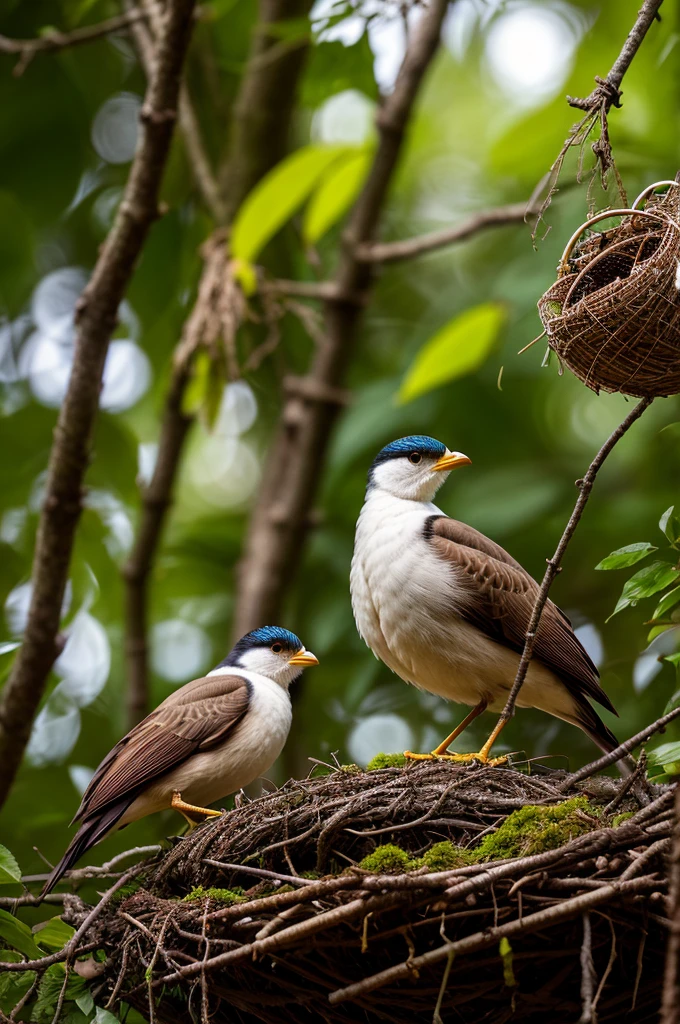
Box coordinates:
[350,436,619,765]
[42,627,318,895]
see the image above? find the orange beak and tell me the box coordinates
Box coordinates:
[433,450,472,472]
[289,648,319,667]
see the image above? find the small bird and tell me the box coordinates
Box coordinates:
[42,627,318,896]
[350,435,620,765]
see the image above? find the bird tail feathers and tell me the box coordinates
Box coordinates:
[575,703,634,777]
[41,798,133,898]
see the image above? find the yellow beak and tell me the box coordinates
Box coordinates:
[289,648,319,667]
[433,450,472,472]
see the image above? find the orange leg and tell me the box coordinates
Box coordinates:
[171,791,221,828]
[405,700,497,761]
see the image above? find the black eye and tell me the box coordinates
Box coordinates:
[271,643,283,654]
[409,452,422,464]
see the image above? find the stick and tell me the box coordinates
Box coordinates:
[497,396,653,736]
[0,0,197,810]
[661,781,680,1024]
[327,876,658,1004]
[355,202,534,264]
[560,706,680,791]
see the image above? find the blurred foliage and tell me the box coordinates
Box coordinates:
[0,0,679,942]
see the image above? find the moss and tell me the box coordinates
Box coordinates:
[612,811,635,827]
[300,870,320,879]
[110,880,143,904]
[182,886,246,905]
[359,844,413,874]
[473,797,599,862]
[366,752,407,770]
[340,763,361,773]
[416,841,474,871]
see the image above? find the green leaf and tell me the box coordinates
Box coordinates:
[664,652,680,673]
[0,908,43,959]
[398,303,506,404]
[660,506,680,546]
[664,690,680,715]
[75,990,94,1016]
[0,642,20,656]
[301,36,378,106]
[647,741,680,769]
[303,148,372,244]
[231,144,352,263]
[94,1007,120,1024]
[499,936,516,987]
[653,585,680,621]
[608,562,680,619]
[594,542,657,570]
[181,351,224,431]
[34,916,75,950]
[0,845,21,885]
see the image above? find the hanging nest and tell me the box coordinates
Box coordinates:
[73,761,672,1024]
[537,180,680,397]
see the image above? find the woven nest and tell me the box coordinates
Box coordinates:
[77,762,673,1024]
[538,180,680,397]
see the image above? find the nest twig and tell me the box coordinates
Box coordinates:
[73,762,673,1024]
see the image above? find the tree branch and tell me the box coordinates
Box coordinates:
[662,781,680,1024]
[0,7,158,75]
[355,201,534,264]
[567,0,665,112]
[121,0,313,726]
[0,0,197,808]
[496,396,653,735]
[233,0,450,636]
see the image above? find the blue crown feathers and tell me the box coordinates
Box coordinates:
[369,435,446,475]
[218,626,303,669]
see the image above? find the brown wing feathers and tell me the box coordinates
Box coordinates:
[42,674,251,896]
[426,516,617,717]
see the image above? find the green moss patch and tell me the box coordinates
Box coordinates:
[366,752,407,770]
[182,886,246,905]
[473,797,599,861]
[359,844,413,874]
[612,811,634,827]
[416,841,474,871]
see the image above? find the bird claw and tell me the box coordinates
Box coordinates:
[403,749,507,767]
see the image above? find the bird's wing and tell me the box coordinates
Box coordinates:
[428,517,615,714]
[75,674,251,821]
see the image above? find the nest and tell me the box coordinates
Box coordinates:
[537,180,680,397]
[76,761,673,1024]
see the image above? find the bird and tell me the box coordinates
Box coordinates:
[42,626,318,896]
[350,435,620,766]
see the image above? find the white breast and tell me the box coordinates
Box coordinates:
[350,489,580,724]
[121,671,292,824]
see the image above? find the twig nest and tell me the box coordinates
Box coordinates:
[538,181,680,397]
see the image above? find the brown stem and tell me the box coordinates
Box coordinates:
[662,781,680,1024]
[121,0,312,725]
[568,0,665,111]
[125,0,226,223]
[233,0,450,636]
[0,0,197,810]
[355,202,535,264]
[0,6,160,75]
[497,396,653,731]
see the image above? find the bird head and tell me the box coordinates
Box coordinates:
[368,435,471,502]
[222,626,319,687]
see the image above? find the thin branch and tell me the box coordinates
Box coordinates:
[233,0,450,636]
[121,0,313,724]
[559,705,680,792]
[126,0,227,223]
[0,0,197,810]
[327,876,657,1005]
[568,0,665,111]
[579,912,595,1024]
[496,397,653,736]
[355,202,534,264]
[0,7,156,75]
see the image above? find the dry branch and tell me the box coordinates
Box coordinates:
[121,0,313,725]
[497,396,653,734]
[355,201,535,264]
[0,6,160,76]
[0,0,197,808]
